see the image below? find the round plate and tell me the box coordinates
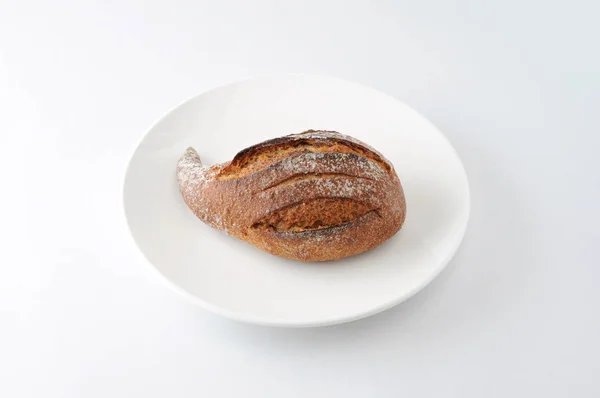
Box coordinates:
[123,74,470,327]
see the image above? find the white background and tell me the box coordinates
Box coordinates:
[1,1,599,397]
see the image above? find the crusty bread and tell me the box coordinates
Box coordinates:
[176,130,406,262]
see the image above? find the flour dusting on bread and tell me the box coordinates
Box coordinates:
[176,130,406,262]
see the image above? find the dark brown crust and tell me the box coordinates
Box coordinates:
[250,197,378,232]
[218,129,393,178]
[176,130,406,262]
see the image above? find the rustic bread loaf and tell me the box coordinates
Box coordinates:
[176,130,406,262]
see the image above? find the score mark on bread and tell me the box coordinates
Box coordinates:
[176,130,406,262]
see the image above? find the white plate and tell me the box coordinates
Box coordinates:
[123,74,470,327]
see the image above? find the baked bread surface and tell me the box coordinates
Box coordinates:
[177,130,406,262]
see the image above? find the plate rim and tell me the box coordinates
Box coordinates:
[122,73,471,327]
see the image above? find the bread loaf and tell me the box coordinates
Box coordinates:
[176,130,406,262]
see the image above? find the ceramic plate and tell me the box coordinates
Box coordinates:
[123,74,470,327]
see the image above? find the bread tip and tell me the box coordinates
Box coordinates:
[181,147,202,164]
